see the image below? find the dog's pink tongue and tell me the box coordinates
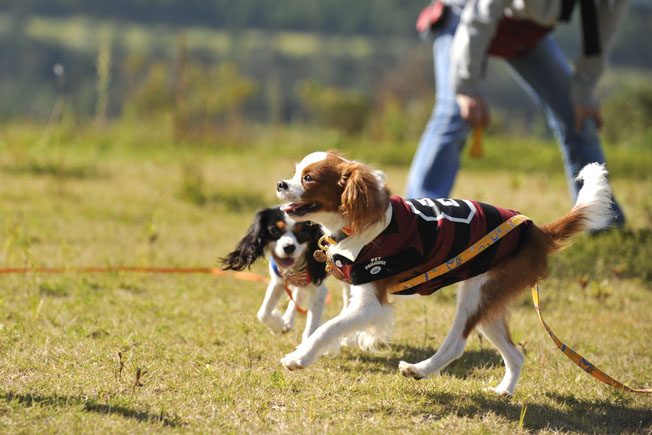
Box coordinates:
[276,257,295,267]
[280,203,298,212]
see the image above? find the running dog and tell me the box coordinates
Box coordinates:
[275,151,613,395]
[221,206,330,344]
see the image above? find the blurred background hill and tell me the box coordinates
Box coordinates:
[1,0,651,145]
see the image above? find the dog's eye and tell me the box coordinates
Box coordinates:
[268,226,283,238]
[303,174,314,183]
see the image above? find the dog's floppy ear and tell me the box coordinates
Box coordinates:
[340,162,389,234]
[304,222,328,285]
[220,208,269,271]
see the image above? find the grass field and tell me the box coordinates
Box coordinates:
[0,123,650,433]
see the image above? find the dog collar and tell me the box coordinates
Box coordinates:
[270,257,312,288]
[270,257,283,278]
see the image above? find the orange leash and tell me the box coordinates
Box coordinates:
[0,266,270,284]
[283,283,308,315]
[282,282,333,316]
[0,265,332,315]
[532,284,651,394]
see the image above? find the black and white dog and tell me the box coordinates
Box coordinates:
[221,206,330,343]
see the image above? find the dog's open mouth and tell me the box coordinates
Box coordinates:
[280,202,322,217]
[273,255,296,268]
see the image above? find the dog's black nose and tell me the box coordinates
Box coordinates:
[283,245,296,254]
[277,180,288,191]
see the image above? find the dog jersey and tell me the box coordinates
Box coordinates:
[329,196,532,296]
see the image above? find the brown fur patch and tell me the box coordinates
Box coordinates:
[540,205,588,250]
[299,153,351,214]
[301,152,390,233]
[340,163,390,234]
[275,221,286,231]
[370,277,393,306]
[503,320,516,346]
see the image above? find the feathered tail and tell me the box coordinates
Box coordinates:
[541,163,614,245]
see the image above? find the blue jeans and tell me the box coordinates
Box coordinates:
[405,12,625,223]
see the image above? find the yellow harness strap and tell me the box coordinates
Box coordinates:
[388,214,529,294]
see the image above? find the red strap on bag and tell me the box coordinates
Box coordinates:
[487,17,552,58]
[416,1,550,58]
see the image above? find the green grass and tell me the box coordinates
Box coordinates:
[0,122,650,433]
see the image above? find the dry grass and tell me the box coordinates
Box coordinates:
[0,125,650,433]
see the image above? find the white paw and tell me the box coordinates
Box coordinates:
[485,386,513,397]
[281,321,293,334]
[258,312,285,335]
[280,348,314,371]
[398,361,426,380]
[281,314,295,334]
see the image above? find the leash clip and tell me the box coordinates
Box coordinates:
[314,235,343,280]
[314,235,335,263]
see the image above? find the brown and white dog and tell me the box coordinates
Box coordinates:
[275,151,613,395]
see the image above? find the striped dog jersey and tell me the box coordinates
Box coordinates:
[329,196,532,295]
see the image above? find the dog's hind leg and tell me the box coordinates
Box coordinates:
[398,275,485,380]
[281,284,389,370]
[477,315,525,396]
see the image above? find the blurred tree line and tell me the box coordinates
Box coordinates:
[8,0,650,67]
[0,0,650,145]
[3,0,427,36]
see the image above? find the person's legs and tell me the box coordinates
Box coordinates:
[506,35,625,223]
[405,13,471,199]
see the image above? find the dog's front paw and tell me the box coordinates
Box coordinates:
[398,361,426,380]
[281,316,295,334]
[257,311,285,335]
[485,386,513,397]
[280,347,315,371]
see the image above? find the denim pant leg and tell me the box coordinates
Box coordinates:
[405,14,470,199]
[505,35,625,222]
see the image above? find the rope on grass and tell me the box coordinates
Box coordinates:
[0,266,270,284]
[0,266,333,314]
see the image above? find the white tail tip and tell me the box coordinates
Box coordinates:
[574,163,615,231]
